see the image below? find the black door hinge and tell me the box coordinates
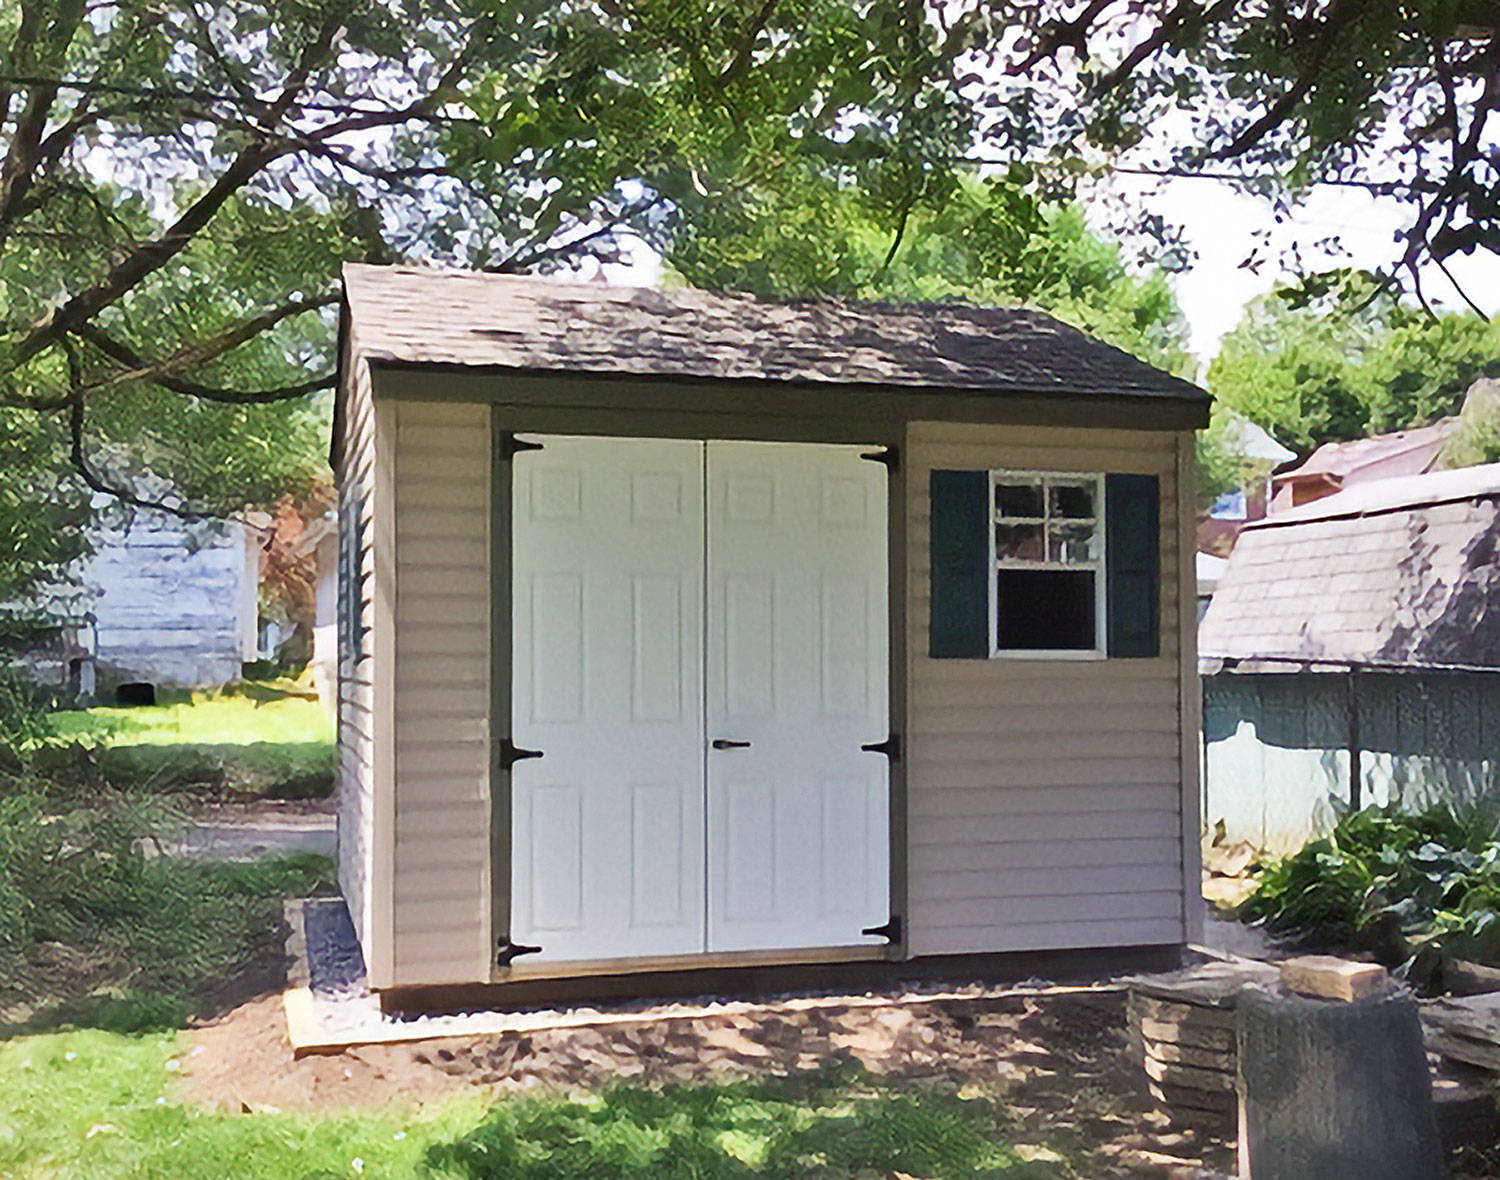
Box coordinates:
[862,916,902,944]
[497,737,544,772]
[495,938,543,967]
[860,446,898,472]
[860,734,901,762]
[496,431,544,461]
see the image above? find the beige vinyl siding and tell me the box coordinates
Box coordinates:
[389,400,492,986]
[335,329,382,979]
[904,420,1187,957]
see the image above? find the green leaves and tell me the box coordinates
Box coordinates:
[1241,803,1500,986]
[669,168,1193,381]
[1208,275,1500,453]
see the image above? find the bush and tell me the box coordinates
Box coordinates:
[1240,804,1500,985]
[0,664,54,757]
[0,786,335,1031]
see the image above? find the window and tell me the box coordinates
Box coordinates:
[990,471,1104,656]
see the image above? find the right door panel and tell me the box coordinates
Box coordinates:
[706,441,890,952]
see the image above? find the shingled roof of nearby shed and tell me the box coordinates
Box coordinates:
[1200,463,1500,671]
[340,263,1209,402]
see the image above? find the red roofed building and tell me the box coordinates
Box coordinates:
[1269,419,1459,513]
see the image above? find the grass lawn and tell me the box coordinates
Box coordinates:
[0,1034,1066,1180]
[0,804,1076,1180]
[0,1029,488,1180]
[50,689,333,748]
[39,686,334,799]
[1,842,338,1034]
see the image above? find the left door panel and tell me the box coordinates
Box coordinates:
[510,436,706,963]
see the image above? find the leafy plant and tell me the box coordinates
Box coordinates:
[1240,804,1500,986]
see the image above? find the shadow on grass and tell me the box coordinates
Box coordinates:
[26,741,334,799]
[426,1060,1065,1180]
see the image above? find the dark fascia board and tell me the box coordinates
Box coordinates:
[367,362,1211,432]
[329,297,352,475]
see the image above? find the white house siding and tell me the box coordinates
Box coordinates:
[336,332,382,983]
[389,400,492,986]
[904,421,1187,957]
[84,514,257,687]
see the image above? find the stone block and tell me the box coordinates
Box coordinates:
[1279,955,1389,1003]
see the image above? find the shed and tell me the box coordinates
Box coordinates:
[1200,463,1500,850]
[333,264,1210,999]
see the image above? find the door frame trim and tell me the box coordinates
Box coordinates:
[489,414,906,982]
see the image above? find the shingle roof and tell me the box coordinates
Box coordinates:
[1200,463,1500,670]
[1273,420,1456,484]
[341,264,1209,402]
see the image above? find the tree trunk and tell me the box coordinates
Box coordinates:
[1238,987,1445,1180]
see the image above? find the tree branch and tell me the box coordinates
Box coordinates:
[1215,0,1364,159]
[75,323,335,403]
[9,9,351,366]
[76,293,337,397]
[63,342,205,521]
[717,0,779,87]
[0,0,88,243]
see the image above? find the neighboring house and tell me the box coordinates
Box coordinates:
[334,264,1210,999]
[1195,552,1228,619]
[1268,418,1458,512]
[8,507,260,694]
[311,519,338,716]
[1195,418,1294,620]
[1199,463,1500,850]
[83,509,261,690]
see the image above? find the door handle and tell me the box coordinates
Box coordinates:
[711,739,751,750]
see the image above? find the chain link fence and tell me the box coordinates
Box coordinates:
[1203,668,1500,852]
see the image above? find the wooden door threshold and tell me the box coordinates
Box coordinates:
[378,942,1184,1017]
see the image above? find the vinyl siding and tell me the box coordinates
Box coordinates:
[390,400,492,986]
[335,327,381,979]
[904,421,1188,957]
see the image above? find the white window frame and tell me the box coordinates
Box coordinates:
[989,469,1107,660]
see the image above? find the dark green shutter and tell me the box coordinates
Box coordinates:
[1105,473,1160,658]
[929,470,989,658]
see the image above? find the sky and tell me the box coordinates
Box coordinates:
[1117,176,1500,367]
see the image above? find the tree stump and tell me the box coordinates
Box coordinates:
[1238,986,1446,1180]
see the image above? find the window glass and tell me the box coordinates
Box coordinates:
[1049,481,1095,519]
[995,569,1097,650]
[991,471,1103,654]
[995,522,1045,561]
[995,481,1044,518]
[1050,522,1096,565]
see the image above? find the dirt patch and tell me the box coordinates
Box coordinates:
[176,995,464,1113]
[177,989,1235,1176]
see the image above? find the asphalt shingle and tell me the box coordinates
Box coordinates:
[341,264,1210,402]
[1201,468,1500,670]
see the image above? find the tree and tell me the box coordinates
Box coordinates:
[0,408,86,604]
[6,2,1491,522]
[0,0,978,514]
[985,2,1500,309]
[670,170,1193,372]
[667,165,1252,503]
[1209,273,1500,451]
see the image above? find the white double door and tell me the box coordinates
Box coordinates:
[510,436,889,964]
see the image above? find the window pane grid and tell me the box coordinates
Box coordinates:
[993,475,1098,571]
[989,471,1105,656]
